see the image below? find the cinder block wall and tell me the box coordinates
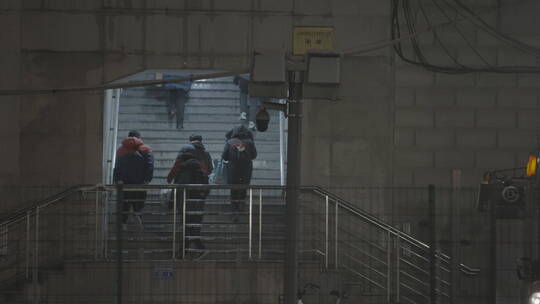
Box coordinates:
[392,1,540,188]
[0,0,539,194]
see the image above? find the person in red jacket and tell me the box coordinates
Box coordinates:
[167,134,213,183]
[114,130,154,230]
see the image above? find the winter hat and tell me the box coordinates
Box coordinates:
[189,134,202,142]
[128,130,141,138]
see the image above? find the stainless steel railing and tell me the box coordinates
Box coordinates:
[301,187,480,304]
[0,184,480,304]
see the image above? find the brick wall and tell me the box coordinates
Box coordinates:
[393,1,540,187]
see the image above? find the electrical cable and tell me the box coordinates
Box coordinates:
[391,0,540,74]
[432,0,494,68]
[450,0,540,56]
[418,0,466,68]
[0,69,250,96]
[1,0,540,95]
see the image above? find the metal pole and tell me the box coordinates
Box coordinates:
[32,207,40,304]
[103,191,109,259]
[489,193,497,304]
[335,202,339,269]
[116,183,124,304]
[536,163,540,272]
[25,211,30,280]
[279,111,286,186]
[450,170,461,304]
[259,189,263,260]
[396,232,400,302]
[95,191,100,260]
[249,188,253,259]
[172,188,177,260]
[104,191,111,259]
[182,188,186,260]
[387,231,391,302]
[111,89,121,181]
[325,195,329,269]
[284,70,304,304]
[428,184,437,304]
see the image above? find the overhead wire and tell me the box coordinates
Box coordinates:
[418,0,466,68]
[0,70,250,96]
[450,0,540,56]
[432,0,494,68]
[391,0,540,74]
[1,0,540,95]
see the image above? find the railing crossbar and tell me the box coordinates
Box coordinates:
[341,251,388,279]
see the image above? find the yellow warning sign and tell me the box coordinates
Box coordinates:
[293,27,335,55]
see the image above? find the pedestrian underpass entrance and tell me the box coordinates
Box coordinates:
[102,69,287,187]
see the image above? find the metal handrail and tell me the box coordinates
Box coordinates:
[0,184,95,227]
[0,184,480,270]
[307,187,481,276]
[0,184,480,273]
[0,183,483,304]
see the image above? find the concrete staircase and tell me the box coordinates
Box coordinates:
[111,73,286,261]
[107,192,287,261]
[116,75,283,186]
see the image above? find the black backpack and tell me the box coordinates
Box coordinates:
[228,139,251,162]
[169,163,209,209]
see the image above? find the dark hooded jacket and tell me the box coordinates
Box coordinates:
[189,141,213,175]
[166,141,213,183]
[173,156,209,200]
[113,137,154,184]
[222,125,257,185]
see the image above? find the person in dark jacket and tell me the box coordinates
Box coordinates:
[113,130,154,229]
[163,73,192,129]
[167,134,213,183]
[233,74,262,130]
[171,152,209,258]
[222,125,257,213]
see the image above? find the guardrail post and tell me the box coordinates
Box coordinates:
[32,206,40,304]
[116,183,124,304]
[429,184,437,304]
[249,188,253,260]
[172,188,177,260]
[396,231,400,303]
[335,202,338,269]
[182,188,186,260]
[103,191,110,259]
[95,191,100,260]
[386,230,391,303]
[26,211,31,280]
[325,195,329,269]
[259,189,263,260]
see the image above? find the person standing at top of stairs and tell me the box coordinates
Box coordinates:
[162,73,193,129]
[113,130,154,230]
[234,74,263,131]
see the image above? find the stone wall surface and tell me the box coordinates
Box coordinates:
[1,0,539,303]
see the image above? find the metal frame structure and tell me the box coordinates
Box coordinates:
[0,184,481,304]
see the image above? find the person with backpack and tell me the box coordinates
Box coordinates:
[170,151,209,259]
[113,130,154,230]
[167,134,213,183]
[221,125,257,215]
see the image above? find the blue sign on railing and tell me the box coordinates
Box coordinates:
[152,265,174,280]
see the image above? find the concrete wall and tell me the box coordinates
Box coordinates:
[0,1,539,193]
[392,1,540,188]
